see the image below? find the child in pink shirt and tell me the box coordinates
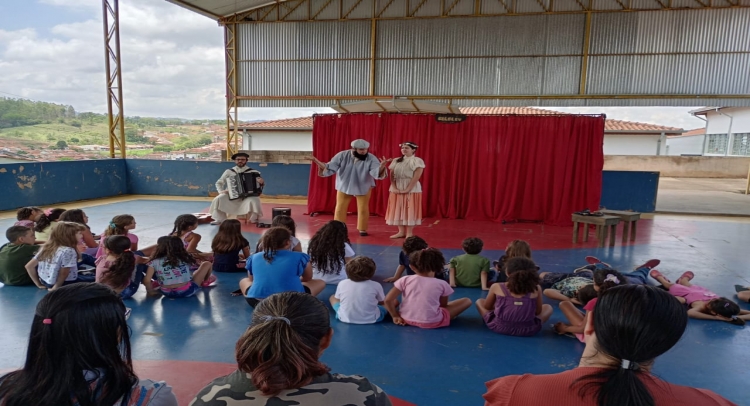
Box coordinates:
[384,248,471,328]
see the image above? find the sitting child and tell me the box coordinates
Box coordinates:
[171,214,213,263]
[34,208,65,242]
[330,256,387,324]
[0,226,40,286]
[211,219,251,272]
[96,235,147,299]
[255,215,302,253]
[96,214,152,258]
[384,235,428,283]
[476,257,553,336]
[449,237,491,290]
[385,248,472,329]
[493,240,533,284]
[24,221,93,290]
[651,270,749,325]
[308,220,355,285]
[147,236,216,298]
[240,227,325,307]
[553,268,628,341]
[14,206,43,229]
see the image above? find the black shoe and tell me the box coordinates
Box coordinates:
[735,285,750,293]
[359,231,368,236]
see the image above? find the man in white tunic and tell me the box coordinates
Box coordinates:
[307,139,390,236]
[210,152,265,225]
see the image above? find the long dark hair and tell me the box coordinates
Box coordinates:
[170,214,198,236]
[211,219,249,254]
[307,220,350,275]
[395,141,417,163]
[35,208,65,233]
[235,292,331,396]
[505,257,540,295]
[0,284,137,406]
[100,236,135,289]
[573,285,688,406]
[58,209,88,226]
[151,235,196,267]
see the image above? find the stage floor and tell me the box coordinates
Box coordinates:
[1,197,748,405]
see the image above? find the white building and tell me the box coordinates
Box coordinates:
[666,128,706,156]
[680,107,750,156]
[239,107,682,156]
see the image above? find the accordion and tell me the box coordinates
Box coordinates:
[227,169,263,200]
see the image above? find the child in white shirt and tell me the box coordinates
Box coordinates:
[329,256,386,324]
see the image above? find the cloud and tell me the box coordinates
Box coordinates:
[0,0,227,119]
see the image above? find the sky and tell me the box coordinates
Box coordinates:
[0,0,706,130]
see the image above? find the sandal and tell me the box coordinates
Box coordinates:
[649,269,667,281]
[585,256,601,265]
[735,285,750,293]
[678,271,694,282]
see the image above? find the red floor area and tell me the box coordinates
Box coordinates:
[235,203,676,250]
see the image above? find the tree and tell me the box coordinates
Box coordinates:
[56,140,68,150]
[70,120,82,128]
[70,137,80,143]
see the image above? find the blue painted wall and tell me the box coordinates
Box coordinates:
[0,160,127,211]
[600,170,659,212]
[125,159,310,197]
[0,160,658,213]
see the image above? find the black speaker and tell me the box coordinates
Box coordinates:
[272,207,292,219]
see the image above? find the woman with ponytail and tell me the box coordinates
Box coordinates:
[475,257,552,336]
[0,283,177,406]
[483,285,735,406]
[192,291,392,406]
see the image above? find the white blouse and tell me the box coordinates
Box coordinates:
[388,155,425,193]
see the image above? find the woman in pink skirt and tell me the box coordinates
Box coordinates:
[385,142,425,239]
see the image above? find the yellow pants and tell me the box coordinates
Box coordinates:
[334,189,372,231]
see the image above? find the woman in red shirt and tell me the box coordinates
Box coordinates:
[484,284,736,406]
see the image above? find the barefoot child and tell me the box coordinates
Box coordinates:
[171,214,213,263]
[385,248,471,328]
[651,270,750,325]
[330,256,387,324]
[476,257,553,336]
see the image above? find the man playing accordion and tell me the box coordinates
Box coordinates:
[210,152,265,225]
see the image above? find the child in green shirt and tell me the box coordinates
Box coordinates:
[449,237,491,290]
[0,226,40,286]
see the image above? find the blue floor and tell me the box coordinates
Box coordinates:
[1,199,749,405]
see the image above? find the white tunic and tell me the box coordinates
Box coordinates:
[209,166,263,216]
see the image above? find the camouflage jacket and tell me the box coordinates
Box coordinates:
[190,370,393,406]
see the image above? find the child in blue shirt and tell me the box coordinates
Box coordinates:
[239,227,325,307]
[383,236,428,283]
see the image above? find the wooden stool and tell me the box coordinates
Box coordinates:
[572,214,621,248]
[600,210,641,243]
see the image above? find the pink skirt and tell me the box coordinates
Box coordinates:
[404,307,450,329]
[385,192,422,226]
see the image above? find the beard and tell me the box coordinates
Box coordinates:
[352,150,368,161]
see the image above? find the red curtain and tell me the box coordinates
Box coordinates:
[307,113,604,226]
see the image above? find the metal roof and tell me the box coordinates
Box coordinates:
[165,0,270,19]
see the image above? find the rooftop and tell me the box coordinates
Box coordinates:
[239,108,683,134]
